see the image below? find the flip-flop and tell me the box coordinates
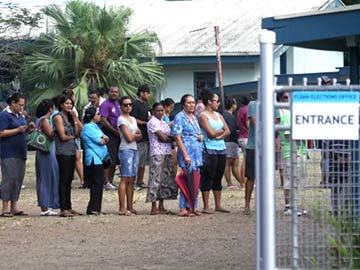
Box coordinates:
[86,211,99,215]
[177,211,189,217]
[128,209,137,215]
[192,211,202,216]
[158,209,171,215]
[177,211,195,217]
[201,209,214,215]
[13,211,28,216]
[215,208,230,213]
[69,209,83,216]
[118,211,132,216]
[59,211,74,217]
[138,183,148,189]
[0,212,14,217]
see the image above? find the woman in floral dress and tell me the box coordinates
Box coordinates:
[146,102,178,215]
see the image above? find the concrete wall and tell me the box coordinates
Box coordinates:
[286,47,344,74]
[159,63,258,102]
[156,47,343,102]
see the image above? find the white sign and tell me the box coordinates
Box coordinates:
[292,91,359,140]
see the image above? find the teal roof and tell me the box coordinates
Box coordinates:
[262,3,360,52]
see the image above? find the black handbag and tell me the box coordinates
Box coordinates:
[101,153,112,169]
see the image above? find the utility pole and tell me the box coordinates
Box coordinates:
[214,25,225,112]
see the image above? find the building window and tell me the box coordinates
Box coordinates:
[194,72,216,96]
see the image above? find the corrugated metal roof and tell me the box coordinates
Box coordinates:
[115,0,336,56]
[2,0,337,56]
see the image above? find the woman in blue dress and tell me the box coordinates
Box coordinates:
[173,94,203,217]
[35,99,60,216]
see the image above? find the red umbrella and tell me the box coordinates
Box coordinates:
[175,168,201,210]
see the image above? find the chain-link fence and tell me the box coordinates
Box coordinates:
[274,87,360,269]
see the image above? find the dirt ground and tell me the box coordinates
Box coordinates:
[0,152,257,270]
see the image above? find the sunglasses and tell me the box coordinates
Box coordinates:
[122,103,132,107]
[282,96,289,100]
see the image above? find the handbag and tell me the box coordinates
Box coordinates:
[102,153,112,169]
[27,130,50,153]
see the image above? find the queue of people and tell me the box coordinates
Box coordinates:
[0,86,255,218]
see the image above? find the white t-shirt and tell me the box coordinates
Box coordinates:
[117,115,138,150]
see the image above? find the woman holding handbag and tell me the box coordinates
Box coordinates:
[35,99,60,216]
[81,107,109,215]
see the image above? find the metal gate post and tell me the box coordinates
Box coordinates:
[258,30,276,270]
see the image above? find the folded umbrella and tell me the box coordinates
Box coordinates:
[175,168,201,210]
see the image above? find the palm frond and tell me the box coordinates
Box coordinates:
[22,0,164,103]
[25,52,67,83]
[72,74,89,116]
[123,31,161,58]
[43,4,70,35]
[26,87,62,111]
[116,80,138,99]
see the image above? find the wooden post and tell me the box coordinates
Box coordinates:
[214,25,225,112]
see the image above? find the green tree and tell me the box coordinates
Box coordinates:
[23,0,163,111]
[0,3,42,96]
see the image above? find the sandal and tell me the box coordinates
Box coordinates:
[13,211,28,216]
[118,210,132,216]
[177,211,195,217]
[0,212,14,217]
[201,209,214,215]
[69,209,83,216]
[138,183,147,189]
[158,209,170,215]
[128,209,137,215]
[228,185,239,190]
[59,210,74,217]
[215,208,230,213]
[177,211,189,217]
[86,211,100,216]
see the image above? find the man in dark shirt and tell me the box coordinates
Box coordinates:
[222,98,242,188]
[131,84,151,190]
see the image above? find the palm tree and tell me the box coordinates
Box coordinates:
[22,0,163,111]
